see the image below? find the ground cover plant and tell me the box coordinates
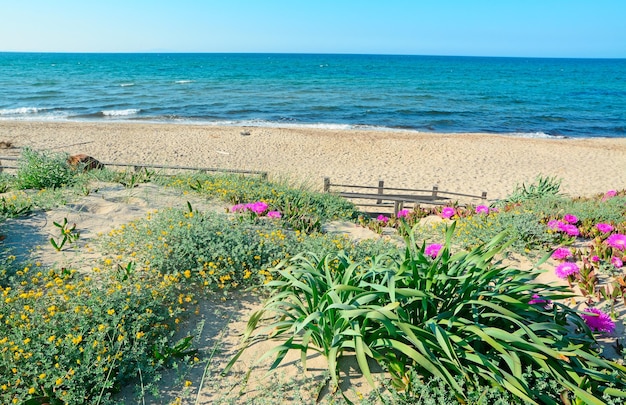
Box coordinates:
[99,202,396,294]
[160,173,360,232]
[1,148,626,404]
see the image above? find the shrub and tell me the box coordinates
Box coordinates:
[0,264,188,404]
[163,173,360,227]
[99,204,396,292]
[15,147,75,190]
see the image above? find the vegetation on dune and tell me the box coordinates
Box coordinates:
[0,150,626,404]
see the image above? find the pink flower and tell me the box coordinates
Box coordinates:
[441,207,455,219]
[424,243,443,258]
[397,209,410,218]
[230,203,245,213]
[245,201,269,215]
[547,220,563,230]
[475,205,489,215]
[267,211,282,219]
[554,262,580,279]
[377,215,389,224]
[591,255,600,263]
[606,234,626,251]
[529,294,552,307]
[596,223,614,233]
[602,190,617,201]
[563,214,578,224]
[612,257,624,268]
[581,307,615,333]
[558,223,579,237]
[551,247,572,261]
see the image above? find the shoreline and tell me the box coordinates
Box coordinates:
[1,117,613,140]
[1,120,625,201]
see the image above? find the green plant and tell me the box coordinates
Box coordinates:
[0,195,33,218]
[116,167,156,188]
[227,222,626,404]
[501,175,562,205]
[0,172,13,193]
[0,264,188,404]
[100,205,395,293]
[426,209,561,254]
[162,173,359,227]
[49,217,80,251]
[225,251,389,392]
[16,147,75,190]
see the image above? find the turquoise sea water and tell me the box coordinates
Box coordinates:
[1,53,625,138]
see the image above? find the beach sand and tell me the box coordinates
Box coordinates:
[2,121,626,200]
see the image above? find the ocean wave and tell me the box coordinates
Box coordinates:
[120,83,135,87]
[174,80,193,84]
[188,119,417,133]
[508,131,565,139]
[0,107,44,115]
[101,109,141,117]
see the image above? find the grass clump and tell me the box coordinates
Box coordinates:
[501,174,562,205]
[15,147,76,190]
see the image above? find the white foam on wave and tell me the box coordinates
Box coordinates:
[509,131,565,139]
[186,119,419,133]
[102,109,141,117]
[120,83,135,87]
[174,80,193,84]
[0,107,43,116]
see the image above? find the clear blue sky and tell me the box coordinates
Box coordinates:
[2,0,625,57]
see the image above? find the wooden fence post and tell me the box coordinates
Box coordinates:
[394,201,404,216]
[481,191,487,200]
[323,177,330,193]
[376,180,385,204]
[432,185,439,198]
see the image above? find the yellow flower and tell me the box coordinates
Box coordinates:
[183,270,191,278]
[136,331,145,339]
[39,373,46,379]
[184,380,192,387]
[28,387,36,394]
[107,309,115,315]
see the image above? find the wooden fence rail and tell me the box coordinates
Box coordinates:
[324,177,487,216]
[0,156,267,179]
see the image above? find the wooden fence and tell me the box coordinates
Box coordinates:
[323,177,487,216]
[0,156,267,179]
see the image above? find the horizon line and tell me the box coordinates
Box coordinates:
[1,50,625,60]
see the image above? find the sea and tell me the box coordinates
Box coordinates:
[1,52,625,138]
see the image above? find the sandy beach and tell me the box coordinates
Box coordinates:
[1,121,625,200]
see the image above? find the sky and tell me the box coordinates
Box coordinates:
[1,0,625,58]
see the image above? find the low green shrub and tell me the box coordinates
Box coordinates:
[0,264,188,404]
[163,173,359,226]
[15,147,76,190]
[424,209,562,253]
[99,204,396,292]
